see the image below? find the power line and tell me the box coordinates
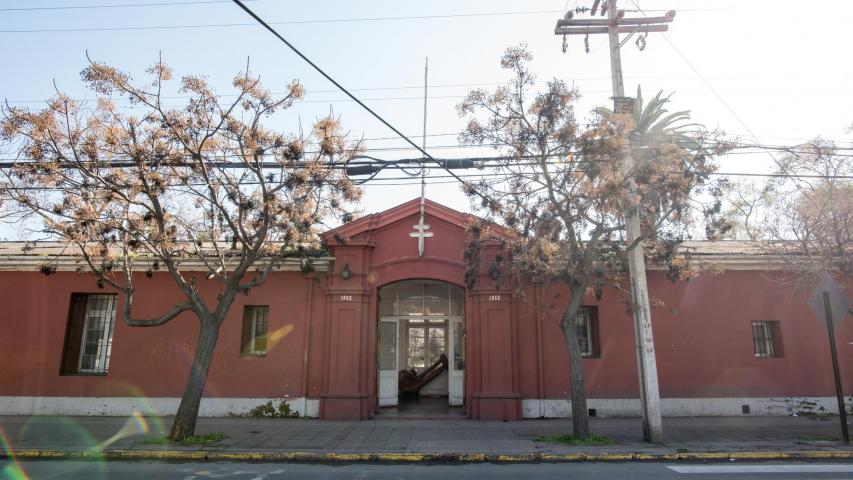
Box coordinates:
[3,160,849,184]
[628,0,780,166]
[0,0,252,12]
[0,1,719,14]
[3,78,633,104]
[2,94,476,109]
[5,172,851,192]
[355,171,853,181]
[0,9,564,34]
[228,0,486,196]
[3,131,852,155]
[5,138,853,160]
[0,144,518,160]
[8,81,849,148]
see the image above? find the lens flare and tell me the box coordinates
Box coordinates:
[0,427,29,480]
[17,416,100,452]
[266,324,295,352]
[101,381,167,435]
[98,410,149,449]
[17,416,106,479]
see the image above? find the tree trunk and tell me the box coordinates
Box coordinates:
[560,281,590,439]
[169,320,220,440]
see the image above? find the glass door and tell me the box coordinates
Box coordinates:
[377,318,398,407]
[448,318,464,406]
[407,319,448,396]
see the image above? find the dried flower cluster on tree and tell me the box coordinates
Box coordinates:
[0,56,361,439]
[457,45,731,438]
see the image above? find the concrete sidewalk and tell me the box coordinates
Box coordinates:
[1,415,851,462]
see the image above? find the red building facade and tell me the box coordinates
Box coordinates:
[1,199,851,420]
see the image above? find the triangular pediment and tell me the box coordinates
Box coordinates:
[322,198,474,245]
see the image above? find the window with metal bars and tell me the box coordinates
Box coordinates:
[576,306,600,358]
[752,320,783,358]
[241,305,269,357]
[60,294,118,375]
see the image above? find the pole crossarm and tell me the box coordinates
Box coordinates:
[555,24,669,35]
[555,9,674,36]
[556,10,674,27]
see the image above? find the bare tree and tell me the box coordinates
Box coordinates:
[0,57,361,440]
[457,45,729,439]
[725,139,852,286]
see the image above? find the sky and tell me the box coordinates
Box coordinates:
[2,0,852,239]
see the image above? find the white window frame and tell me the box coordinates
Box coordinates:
[406,322,447,370]
[378,281,463,317]
[245,306,269,357]
[575,308,596,358]
[77,294,117,374]
[752,320,776,358]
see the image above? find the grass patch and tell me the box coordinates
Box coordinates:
[144,432,226,446]
[536,433,614,446]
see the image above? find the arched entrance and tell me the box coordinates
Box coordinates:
[320,198,520,420]
[376,280,465,415]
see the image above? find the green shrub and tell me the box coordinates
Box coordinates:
[246,400,300,419]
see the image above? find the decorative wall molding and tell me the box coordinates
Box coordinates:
[0,256,333,273]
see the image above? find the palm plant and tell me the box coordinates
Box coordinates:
[595,86,717,236]
[595,85,703,150]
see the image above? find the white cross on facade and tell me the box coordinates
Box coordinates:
[409,221,433,257]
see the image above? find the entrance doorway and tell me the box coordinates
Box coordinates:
[377,280,464,416]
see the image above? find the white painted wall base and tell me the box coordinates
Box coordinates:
[0,396,320,418]
[3,395,849,418]
[521,397,853,418]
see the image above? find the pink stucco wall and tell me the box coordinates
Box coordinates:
[1,199,850,419]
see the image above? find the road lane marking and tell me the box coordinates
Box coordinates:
[668,464,853,474]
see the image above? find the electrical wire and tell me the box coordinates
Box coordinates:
[4,140,853,163]
[228,0,489,196]
[0,1,719,14]
[7,76,713,105]
[0,0,252,11]
[3,162,850,187]
[4,138,853,160]
[0,9,564,33]
[2,94,475,109]
[628,0,779,166]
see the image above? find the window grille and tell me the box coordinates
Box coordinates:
[241,306,269,357]
[61,293,117,375]
[575,307,600,358]
[752,320,782,358]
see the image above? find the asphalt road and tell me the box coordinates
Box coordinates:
[3,461,853,480]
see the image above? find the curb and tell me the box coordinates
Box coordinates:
[4,449,853,463]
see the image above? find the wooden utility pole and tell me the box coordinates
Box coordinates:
[555,1,675,443]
